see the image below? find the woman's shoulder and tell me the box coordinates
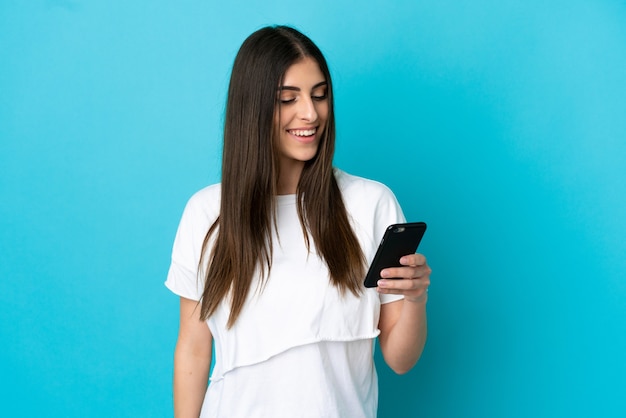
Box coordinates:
[334,168,397,199]
[333,168,405,246]
[188,182,221,201]
[181,182,222,219]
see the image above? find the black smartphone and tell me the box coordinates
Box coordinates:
[363,222,427,288]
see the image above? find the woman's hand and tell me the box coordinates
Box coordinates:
[376,253,431,303]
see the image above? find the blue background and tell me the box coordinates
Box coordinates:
[1,1,625,417]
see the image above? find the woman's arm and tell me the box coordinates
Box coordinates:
[173,297,213,417]
[377,254,430,374]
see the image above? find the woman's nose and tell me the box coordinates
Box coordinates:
[297,97,318,122]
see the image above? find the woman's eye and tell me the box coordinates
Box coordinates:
[279,97,296,104]
[278,90,327,104]
[312,91,328,101]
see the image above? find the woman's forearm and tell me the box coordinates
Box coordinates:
[173,297,213,418]
[173,342,211,418]
[379,298,428,374]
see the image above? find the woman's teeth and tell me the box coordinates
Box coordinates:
[289,129,316,137]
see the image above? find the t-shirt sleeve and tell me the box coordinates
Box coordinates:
[164,192,213,301]
[371,185,407,305]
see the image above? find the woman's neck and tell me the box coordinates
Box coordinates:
[276,177,298,195]
[276,160,304,195]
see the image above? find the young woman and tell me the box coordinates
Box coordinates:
[165,25,431,418]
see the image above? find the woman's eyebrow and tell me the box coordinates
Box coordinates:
[278,81,328,92]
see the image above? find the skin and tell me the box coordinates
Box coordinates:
[173,56,430,416]
[174,297,212,417]
[377,254,430,374]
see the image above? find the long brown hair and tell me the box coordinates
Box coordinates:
[199,26,365,327]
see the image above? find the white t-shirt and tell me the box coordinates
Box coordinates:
[165,169,406,418]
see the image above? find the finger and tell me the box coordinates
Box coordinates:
[381,264,430,280]
[399,253,427,266]
[377,277,430,291]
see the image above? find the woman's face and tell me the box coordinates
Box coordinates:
[275,57,329,173]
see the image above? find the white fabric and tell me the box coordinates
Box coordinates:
[165,169,406,418]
